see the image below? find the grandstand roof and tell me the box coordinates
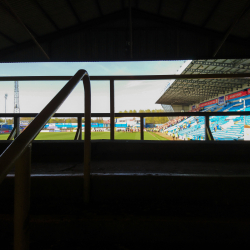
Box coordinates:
[2,1,250,61]
[156,59,250,106]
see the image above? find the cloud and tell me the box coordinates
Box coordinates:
[0,61,188,113]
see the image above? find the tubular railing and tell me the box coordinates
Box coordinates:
[1,72,250,249]
[0,69,91,250]
[2,111,250,141]
[1,73,250,139]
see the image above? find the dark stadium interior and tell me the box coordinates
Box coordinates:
[1,0,250,249]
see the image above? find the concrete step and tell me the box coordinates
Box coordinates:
[1,209,250,248]
[2,173,250,215]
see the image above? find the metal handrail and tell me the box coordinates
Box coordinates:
[1,72,250,81]
[0,69,91,184]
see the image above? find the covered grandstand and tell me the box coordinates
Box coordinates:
[156,59,250,140]
[2,0,250,247]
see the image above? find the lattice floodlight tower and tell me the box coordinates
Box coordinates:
[4,93,8,123]
[14,81,20,113]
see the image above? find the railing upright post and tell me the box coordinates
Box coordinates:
[14,144,31,250]
[140,116,144,140]
[205,115,214,141]
[78,116,82,140]
[110,79,115,140]
[14,116,20,139]
[83,76,91,203]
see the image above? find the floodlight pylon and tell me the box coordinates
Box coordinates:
[14,81,20,113]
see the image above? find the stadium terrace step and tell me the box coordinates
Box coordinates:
[1,206,250,248]
[2,174,250,247]
[2,140,250,247]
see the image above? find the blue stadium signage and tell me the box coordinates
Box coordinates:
[218,96,225,105]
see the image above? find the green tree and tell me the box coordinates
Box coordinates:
[7,119,13,125]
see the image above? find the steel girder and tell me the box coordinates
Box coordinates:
[175,79,244,86]
[184,68,245,74]
[173,81,234,88]
[157,59,250,106]
[169,85,233,91]
[193,60,250,70]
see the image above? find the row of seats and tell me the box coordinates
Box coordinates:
[163,96,250,140]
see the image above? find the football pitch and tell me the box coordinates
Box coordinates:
[0,131,168,141]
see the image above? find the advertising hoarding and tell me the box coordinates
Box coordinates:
[199,99,218,108]
[218,96,225,105]
[225,90,248,101]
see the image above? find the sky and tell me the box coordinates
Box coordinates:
[0,60,191,115]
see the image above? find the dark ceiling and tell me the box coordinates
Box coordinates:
[1,0,250,62]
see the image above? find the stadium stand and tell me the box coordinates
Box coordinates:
[3,1,250,247]
[160,95,250,141]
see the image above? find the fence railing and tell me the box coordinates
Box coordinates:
[1,111,250,142]
[1,72,250,141]
[0,70,91,250]
[1,72,250,250]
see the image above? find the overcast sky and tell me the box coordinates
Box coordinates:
[0,60,191,114]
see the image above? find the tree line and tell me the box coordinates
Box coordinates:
[1,110,168,125]
[48,118,104,123]
[118,109,169,124]
[0,117,104,124]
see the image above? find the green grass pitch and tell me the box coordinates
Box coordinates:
[0,131,168,141]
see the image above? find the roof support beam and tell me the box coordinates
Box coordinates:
[233,59,249,67]
[2,8,250,61]
[185,68,244,74]
[192,90,223,94]
[184,93,222,97]
[185,68,224,74]
[158,0,163,15]
[95,0,103,17]
[0,1,38,37]
[170,90,222,95]
[121,0,125,9]
[131,8,250,48]
[176,79,243,87]
[173,86,232,93]
[213,0,250,57]
[173,84,233,91]
[202,0,221,27]
[34,0,60,30]
[0,8,128,59]
[180,0,192,21]
[134,0,139,9]
[66,0,81,23]
[0,30,17,45]
[193,60,250,70]
[184,89,231,94]
[0,0,50,60]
